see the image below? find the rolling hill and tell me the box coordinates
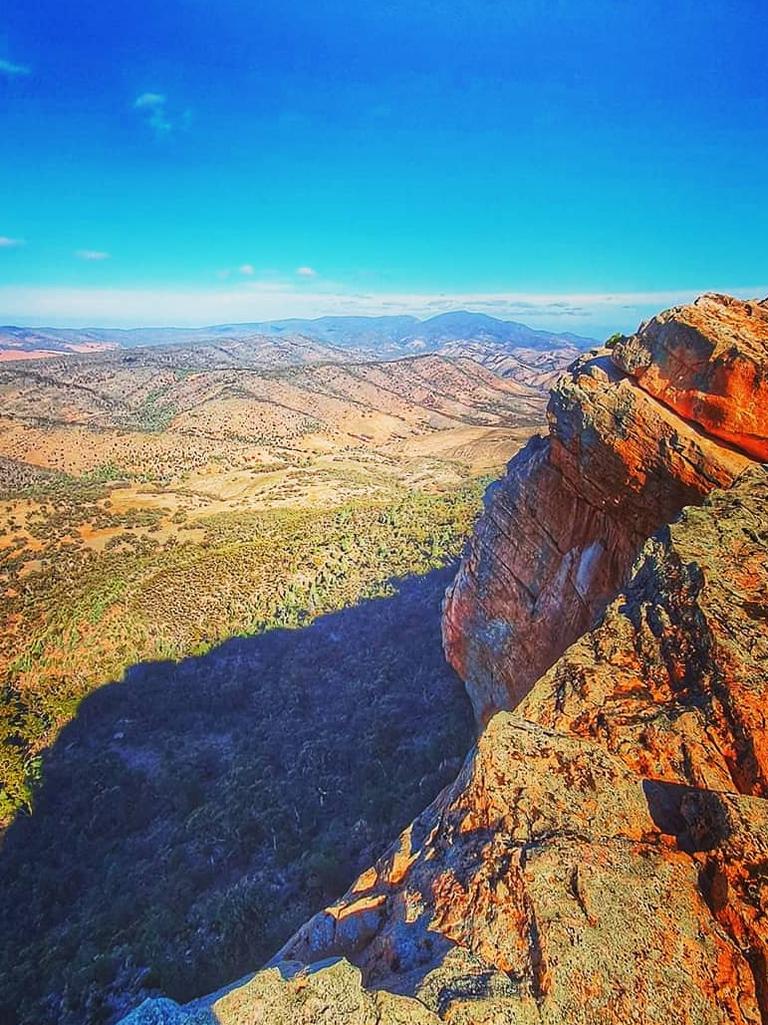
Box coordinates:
[0,319,583,1024]
[0,310,595,361]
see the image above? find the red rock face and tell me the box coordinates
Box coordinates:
[613,293,768,461]
[444,294,760,723]
[518,469,768,799]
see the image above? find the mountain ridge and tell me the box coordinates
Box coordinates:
[0,310,597,357]
[0,312,591,395]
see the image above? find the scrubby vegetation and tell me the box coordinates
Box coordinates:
[0,340,550,1025]
[0,483,486,823]
[0,465,486,1025]
[0,564,473,1025]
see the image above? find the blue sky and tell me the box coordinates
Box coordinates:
[1,0,766,335]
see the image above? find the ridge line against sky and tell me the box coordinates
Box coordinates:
[1,1,766,337]
[1,283,766,338]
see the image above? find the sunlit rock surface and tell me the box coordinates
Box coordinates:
[119,959,441,1024]
[443,293,761,723]
[612,293,768,461]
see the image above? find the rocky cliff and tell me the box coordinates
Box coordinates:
[120,294,768,1025]
[443,293,763,723]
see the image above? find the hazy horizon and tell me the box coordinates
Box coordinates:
[2,286,768,341]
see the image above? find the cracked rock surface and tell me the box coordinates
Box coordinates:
[443,292,763,723]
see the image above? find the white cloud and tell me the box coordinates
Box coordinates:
[296,266,317,277]
[76,249,110,261]
[133,92,172,136]
[0,236,23,248]
[1,283,765,332]
[239,264,255,276]
[0,59,30,77]
[134,92,166,109]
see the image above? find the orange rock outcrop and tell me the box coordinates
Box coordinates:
[613,293,768,461]
[272,466,768,1025]
[443,293,762,723]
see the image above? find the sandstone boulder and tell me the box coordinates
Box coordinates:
[612,293,768,460]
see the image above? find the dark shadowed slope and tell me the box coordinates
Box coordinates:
[0,568,473,1025]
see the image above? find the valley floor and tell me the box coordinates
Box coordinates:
[0,341,551,1025]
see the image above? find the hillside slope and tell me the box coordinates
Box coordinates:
[0,351,543,479]
[0,313,588,395]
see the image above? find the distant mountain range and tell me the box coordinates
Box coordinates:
[0,311,598,358]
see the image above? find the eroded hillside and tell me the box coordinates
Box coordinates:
[0,332,564,1024]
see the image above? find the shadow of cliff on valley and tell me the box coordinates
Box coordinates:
[0,566,473,1025]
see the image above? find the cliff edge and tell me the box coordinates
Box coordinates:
[119,294,768,1025]
[443,292,765,723]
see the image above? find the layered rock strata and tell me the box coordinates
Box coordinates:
[443,293,765,723]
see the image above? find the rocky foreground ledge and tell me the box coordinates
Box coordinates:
[122,294,768,1025]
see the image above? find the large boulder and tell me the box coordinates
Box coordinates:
[612,293,768,460]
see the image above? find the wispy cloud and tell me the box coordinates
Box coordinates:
[239,264,255,276]
[133,92,172,136]
[75,249,110,261]
[0,58,30,77]
[133,92,192,137]
[296,266,317,278]
[0,236,24,248]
